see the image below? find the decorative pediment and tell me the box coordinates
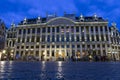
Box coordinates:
[46,17,75,25]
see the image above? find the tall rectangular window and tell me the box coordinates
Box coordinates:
[27,37,30,42]
[28,29,30,34]
[56,27,59,33]
[100,26,103,32]
[31,36,35,42]
[81,26,84,33]
[52,27,55,32]
[37,28,40,33]
[18,37,21,43]
[87,34,90,41]
[66,34,69,42]
[41,45,45,48]
[52,50,54,57]
[77,45,80,48]
[105,26,108,31]
[95,27,98,32]
[52,35,55,42]
[22,37,25,43]
[42,27,46,33]
[19,29,21,34]
[96,35,99,41]
[56,35,59,42]
[86,27,89,33]
[91,26,93,32]
[71,26,74,33]
[76,35,79,42]
[41,35,45,42]
[82,35,84,41]
[47,35,50,42]
[92,35,94,41]
[47,51,50,57]
[47,27,50,33]
[106,35,109,41]
[23,29,26,34]
[36,36,40,42]
[36,51,39,56]
[76,26,79,32]
[101,35,104,41]
[61,35,64,42]
[71,35,74,41]
[32,28,35,34]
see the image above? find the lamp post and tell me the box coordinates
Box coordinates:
[0,51,2,60]
[1,50,6,60]
[3,50,6,54]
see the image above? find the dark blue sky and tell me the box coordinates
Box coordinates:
[0,0,120,29]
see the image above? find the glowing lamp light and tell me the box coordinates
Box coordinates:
[2,50,6,54]
[31,49,33,51]
[11,50,14,52]
[36,42,39,45]
[26,49,28,51]
[11,53,13,56]
[59,52,62,55]
[43,52,45,55]
[0,52,2,59]
[58,61,62,67]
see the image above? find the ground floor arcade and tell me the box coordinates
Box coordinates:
[14,49,120,61]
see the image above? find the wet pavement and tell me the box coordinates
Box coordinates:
[0,61,120,80]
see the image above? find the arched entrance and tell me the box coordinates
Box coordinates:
[41,51,45,61]
[76,51,81,60]
[56,50,65,61]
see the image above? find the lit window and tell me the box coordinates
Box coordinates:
[67,45,70,48]
[61,45,64,48]
[56,45,59,48]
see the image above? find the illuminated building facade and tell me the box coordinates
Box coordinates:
[6,13,120,61]
[0,19,6,60]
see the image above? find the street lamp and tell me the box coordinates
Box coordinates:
[11,50,14,52]
[2,50,6,54]
[0,51,2,60]
[59,51,62,56]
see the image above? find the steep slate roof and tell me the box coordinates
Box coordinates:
[18,14,108,25]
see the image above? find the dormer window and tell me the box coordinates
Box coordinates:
[37,16,41,23]
[11,23,15,28]
[94,14,98,21]
[112,23,116,27]
[79,14,84,21]
[23,17,27,24]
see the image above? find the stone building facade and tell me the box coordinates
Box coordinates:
[6,14,120,61]
[0,19,6,60]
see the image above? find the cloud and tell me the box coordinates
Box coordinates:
[0,0,120,29]
[0,12,25,27]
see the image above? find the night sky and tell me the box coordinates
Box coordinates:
[0,0,120,29]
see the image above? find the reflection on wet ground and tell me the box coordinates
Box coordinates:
[0,61,120,80]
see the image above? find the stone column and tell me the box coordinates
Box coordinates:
[74,26,76,42]
[84,26,87,41]
[79,26,81,41]
[105,44,108,56]
[80,44,82,57]
[89,26,91,41]
[98,26,101,41]
[93,26,96,41]
[65,44,67,60]
[103,26,106,41]
[55,27,57,42]
[100,44,103,56]
[34,28,37,43]
[45,27,47,42]
[30,29,32,42]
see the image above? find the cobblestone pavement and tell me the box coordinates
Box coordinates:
[0,61,120,80]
